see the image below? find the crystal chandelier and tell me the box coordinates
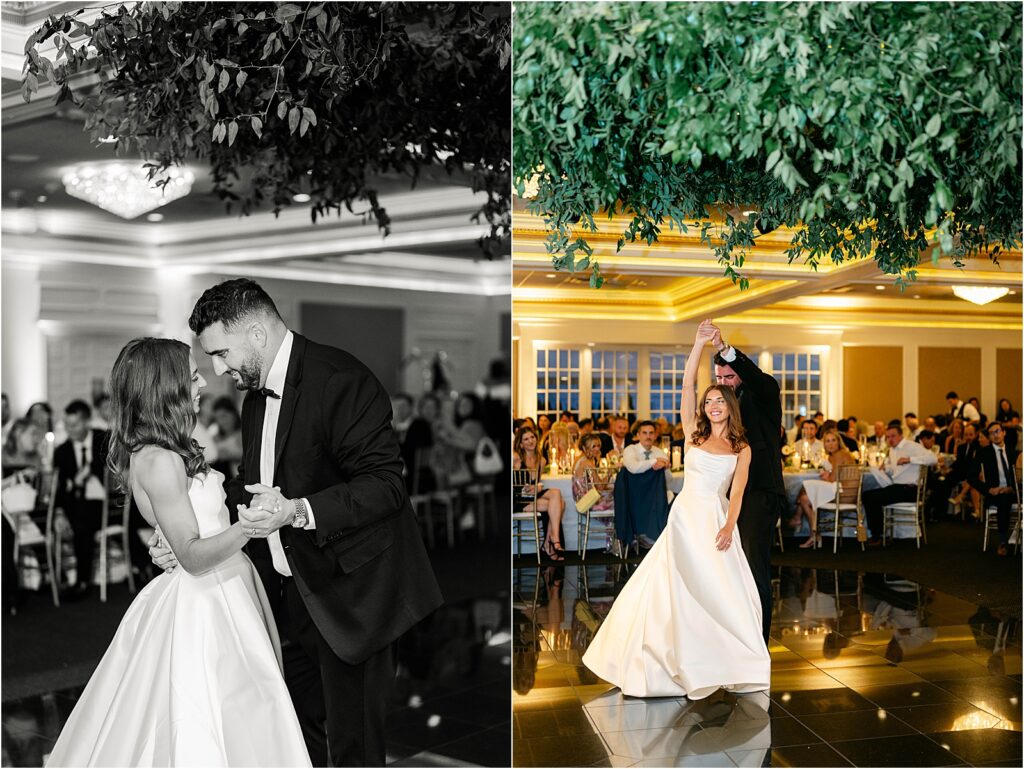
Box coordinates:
[951,285,1010,306]
[61,162,194,219]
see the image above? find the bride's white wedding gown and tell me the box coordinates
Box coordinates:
[583,446,770,699]
[47,471,311,767]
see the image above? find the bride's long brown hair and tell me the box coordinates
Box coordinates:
[107,338,209,492]
[690,384,748,454]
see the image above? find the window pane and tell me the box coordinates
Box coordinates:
[559,349,568,368]
[785,353,795,370]
[773,353,783,370]
[537,350,544,367]
[548,349,557,367]
[571,350,579,367]
[810,354,820,370]
[651,355,662,371]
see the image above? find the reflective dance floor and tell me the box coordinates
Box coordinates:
[513,564,1022,767]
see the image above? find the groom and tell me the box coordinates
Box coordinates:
[152,279,443,766]
[708,322,785,644]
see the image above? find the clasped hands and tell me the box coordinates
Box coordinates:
[238,484,296,538]
[694,319,725,351]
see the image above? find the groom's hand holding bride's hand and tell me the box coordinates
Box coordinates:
[239,484,295,537]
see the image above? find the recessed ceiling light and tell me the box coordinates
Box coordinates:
[1010,290,1017,295]
[292,193,311,203]
[146,213,164,222]
[913,295,921,299]
[875,285,885,290]
[545,273,556,278]
[6,153,39,163]
[587,342,595,347]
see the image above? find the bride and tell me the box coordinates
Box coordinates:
[47,338,310,767]
[582,320,770,699]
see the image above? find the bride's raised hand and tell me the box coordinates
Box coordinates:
[715,524,734,551]
[695,319,716,345]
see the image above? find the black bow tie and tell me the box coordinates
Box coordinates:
[259,387,281,399]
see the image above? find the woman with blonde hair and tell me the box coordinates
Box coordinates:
[790,430,856,548]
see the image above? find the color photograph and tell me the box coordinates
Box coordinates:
[511,3,1022,767]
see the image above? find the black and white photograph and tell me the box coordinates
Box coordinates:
[1,2,511,767]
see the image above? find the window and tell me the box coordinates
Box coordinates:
[649,352,689,422]
[535,348,579,415]
[591,350,638,421]
[771,352,822,429]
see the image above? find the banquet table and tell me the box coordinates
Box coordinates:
[514,469,684,556]
[783,464,902,540]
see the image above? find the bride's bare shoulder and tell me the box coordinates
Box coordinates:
[132,446,186,478]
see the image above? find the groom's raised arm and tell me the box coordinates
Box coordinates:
[720,346,780,402]
[306,367,407,540]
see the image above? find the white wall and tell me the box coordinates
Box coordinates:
[1,261,509,415]
[513,316,1021,422]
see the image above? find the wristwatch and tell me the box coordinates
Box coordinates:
[291,498,309,528]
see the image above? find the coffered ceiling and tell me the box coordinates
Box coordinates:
[512,201,1021,330]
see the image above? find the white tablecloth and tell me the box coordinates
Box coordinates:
[514,470,684,555]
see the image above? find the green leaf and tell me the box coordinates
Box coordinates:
[301,107,317,127]
[925,113,941,138]
[227,119,238,146]
[277,100,288,121]
[288,106,300,135]
[217,68,229,93]
[235,70,247,89]
[250,116,263,139]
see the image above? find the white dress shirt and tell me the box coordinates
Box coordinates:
[886,438,938,485]
[260,332,316,577]
[951,401,981,423]
[621,443,669,474]
[792,438,825,464]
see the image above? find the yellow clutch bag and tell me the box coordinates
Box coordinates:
[576,487,602,513]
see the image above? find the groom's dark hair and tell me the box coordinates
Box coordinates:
[188,279,282,335]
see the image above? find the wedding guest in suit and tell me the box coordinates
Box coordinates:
[867,421,887,448]
[578,417,594,435]
[968,422,1020,557]
[861,425,937,545]
[601,414,633,457]
[150,279,442,766]
[836,419,860,453]
[996,398,1020,455]
[933,414,949,449]
[54,400,109,599]
[709,323,786,643]
[905,412,922,439]
[947,391,980,423]
[389,392,414,445]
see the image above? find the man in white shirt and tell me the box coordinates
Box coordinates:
[947,391,980,424]
[791,419,825,464]
[862,425,937,545]
[622,422,671,476]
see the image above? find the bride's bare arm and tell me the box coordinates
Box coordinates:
[134,448,249,575]
[681,321,715,440]
[717,446,752,550]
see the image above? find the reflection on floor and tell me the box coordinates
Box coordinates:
[3,593,511,768]
[514,564,1022,767]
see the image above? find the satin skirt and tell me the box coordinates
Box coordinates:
[583,487,770,699]
[47,552,311,767]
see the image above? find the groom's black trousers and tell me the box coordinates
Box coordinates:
[280,576,394,767]
[737,489,786,644]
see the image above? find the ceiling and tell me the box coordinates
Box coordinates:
[0,3,509,295]
[512,200,1022,330]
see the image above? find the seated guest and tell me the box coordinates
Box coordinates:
[89,394,111,431]
[790,430,855,548]
[968,422,1020,557]
[862,425,937,545]
[541,423,571,467]
[617,421,671,547]
[578,418,594,435]
[621,421,671,477]
[1,418,41,475]
[670,423,687,454]
[932,414,949,450]
[932,423,980,519]
[836,419,859,453]
[437,393,487,481]
[536,413,553,442]
[566,421,581,448]
[818,419,838,440]
[791,419,825,464]
[905,412,922,440]
[572,434,613,510]
[813,411,825,427]
[996,398,1020,455]
[654,417,671,441]
[947,391,980,424]
[866,421,887,448]
[403,394,441,492]
[944,418,966,456]
[211,397,243,477]
[26,401,62,450]
[918,430,940,457]
[389,392,414,444]
[2,419,43,614]
[559,410,577,424]
[600,414,633,457]
[53,400,109,598]
[512,425,565,560]
[968,397,986,425]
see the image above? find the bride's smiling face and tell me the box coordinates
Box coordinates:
[189,354,207,415]
[704,389,730,425]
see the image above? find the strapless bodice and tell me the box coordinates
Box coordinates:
[682,446,738,497]
[186,470,230,539]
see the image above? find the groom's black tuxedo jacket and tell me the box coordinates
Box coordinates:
[728,347,786,497]
[231,333,443,665]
